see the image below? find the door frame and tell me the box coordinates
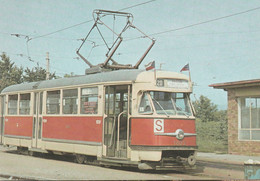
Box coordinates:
[32,92,43,148]
[102,85,131,158]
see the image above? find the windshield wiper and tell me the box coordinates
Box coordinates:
[171,97,190,118]
[176,104,190,118]
[151,97,169,117]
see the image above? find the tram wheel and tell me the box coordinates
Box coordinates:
[75,154,85,164]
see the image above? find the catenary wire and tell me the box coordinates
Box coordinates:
[29,20,93,41]
[19,0,157,70]
[7,2,260,75]
[118,0,156,11]
[123,6,260,42]
[29,0,156,41]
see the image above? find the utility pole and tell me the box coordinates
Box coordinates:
[46,52,50,80]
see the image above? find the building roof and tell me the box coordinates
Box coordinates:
[209,79,260,90]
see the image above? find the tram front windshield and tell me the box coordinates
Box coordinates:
[139,91,192,116]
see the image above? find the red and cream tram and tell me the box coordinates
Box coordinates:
[0,69,197,170]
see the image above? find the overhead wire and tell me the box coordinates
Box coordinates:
[5,32,260,64]
[13,0,157,73]
[150,6,260,36]
[29,20,93,41]
[9,1,260,75]
[8,52,69,76]
[118,0,156,11]
[11,4,260,61]
[0,50,75,76]
[90,5,260,51]
[123,6,260,41]
[28,0,157,41]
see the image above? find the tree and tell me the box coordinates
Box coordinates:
[23,65,56,82]
[194,95,228,153]
[64,72,76,78]
[193,95,219,122]
[0,53,23,92]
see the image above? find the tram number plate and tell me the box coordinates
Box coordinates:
[174,140,186,146]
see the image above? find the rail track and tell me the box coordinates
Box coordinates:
[0,147,244,180]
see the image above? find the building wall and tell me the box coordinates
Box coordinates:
[227,89,260,156]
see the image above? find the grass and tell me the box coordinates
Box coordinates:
[196,119,228,154]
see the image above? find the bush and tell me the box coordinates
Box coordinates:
[193,95,228,153]
[196,118,228,153]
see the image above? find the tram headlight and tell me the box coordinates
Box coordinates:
[176,129,185,140]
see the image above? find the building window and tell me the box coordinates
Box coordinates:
[20,93,30,115]
[63,89,78,114]
[8,95,18,115]
[81,87,98,114]
[239,97,260,141]
[47,90,60,114]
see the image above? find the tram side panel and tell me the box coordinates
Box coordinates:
[131,118,196,146]
[41,116,103,155]
[4,116,33,138]
[3,116,33,146]
[130,118,197,163]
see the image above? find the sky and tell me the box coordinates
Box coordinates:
[1,0,260,110]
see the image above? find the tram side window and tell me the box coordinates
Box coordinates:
[63,89,78,114]
[47,90,60,114]
[8,95,18,115]
[139,92,153,114]
[20,93,30,115]
[81,87,98,114]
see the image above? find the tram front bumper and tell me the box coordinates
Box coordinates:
[138,154,196,170]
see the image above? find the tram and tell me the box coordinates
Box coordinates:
[0,10,197,170]
[0,69,197,170]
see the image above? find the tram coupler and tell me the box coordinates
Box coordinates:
[176,155,196,167]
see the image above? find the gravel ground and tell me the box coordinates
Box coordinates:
[0,146,183,180]
[1,145,253,180]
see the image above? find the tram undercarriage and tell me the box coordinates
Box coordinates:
[8,143,197,171]
[137,149,197,170]
[97,147,197,170]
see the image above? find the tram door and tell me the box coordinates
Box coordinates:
[103,85,131,158]
[32,92,43,148]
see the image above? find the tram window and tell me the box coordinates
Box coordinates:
[115,93,121,114]
[149,91,192,116]
[139,92,153,114]
[173,93,192,116]
[81,87,98,114]
[116,93,128,114]
[8,94,18,115]
[46,90,60,114]
[63,89,78,114]
[19,93,30,115]
[105,88,115,115]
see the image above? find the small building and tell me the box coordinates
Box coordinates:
[210,79,260,156]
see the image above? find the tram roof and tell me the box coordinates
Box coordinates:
[1,69,189,94]
[1,69,145,94]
